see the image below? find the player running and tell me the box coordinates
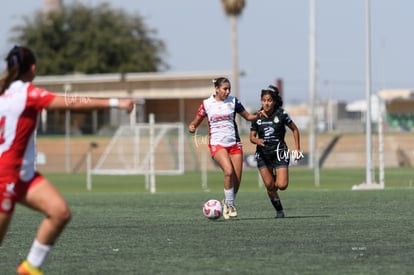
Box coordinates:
[250,85,302,218]
[0,45,134,274]
[188,77,265,219]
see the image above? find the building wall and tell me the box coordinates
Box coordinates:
[34,72,229,134]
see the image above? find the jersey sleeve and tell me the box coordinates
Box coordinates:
[234,97,246,113]
[282,110,293,125]
[250,120,258,131]
[196,102,207,118]
[26,84,56,111]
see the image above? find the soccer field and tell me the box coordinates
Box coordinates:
[2,168,414,274]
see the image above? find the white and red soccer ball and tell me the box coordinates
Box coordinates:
[202,199,223,220]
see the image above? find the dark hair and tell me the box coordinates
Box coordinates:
[0,45,36,94]
[212,77,230,88]
[261,85,283,108]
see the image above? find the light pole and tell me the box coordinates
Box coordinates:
[308,0,319,186]
[364,0,374,185]
[352,0,383,190]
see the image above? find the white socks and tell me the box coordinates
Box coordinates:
[224,187,235,206]
[27,239,52,268]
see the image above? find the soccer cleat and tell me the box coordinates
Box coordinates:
[275,210,285,218]
[17,260,44,275]
[221,200,230,220]
[228,205,238,218]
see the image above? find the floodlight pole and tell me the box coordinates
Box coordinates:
[365,0,374,185]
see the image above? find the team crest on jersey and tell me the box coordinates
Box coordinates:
[273,116,279,123]
[1,198,12,212]
[227,103,233,109]
[6,182,15,195]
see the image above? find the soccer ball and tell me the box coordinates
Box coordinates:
[202,199,223,220]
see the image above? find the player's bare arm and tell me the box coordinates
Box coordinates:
[188,116,203,133]
[239,109,267,121]
[47,95,134,112]
[249,130,265,147]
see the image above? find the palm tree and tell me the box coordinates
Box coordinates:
[221,0,245,102]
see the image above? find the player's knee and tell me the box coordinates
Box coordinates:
[223,169,233,179]
[265,182,274,192]
[60,207,72,225]
[53,205,72,226]
[276,182,288,190]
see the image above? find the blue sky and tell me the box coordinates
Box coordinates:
[1,0,413,107]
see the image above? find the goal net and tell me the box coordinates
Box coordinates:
[87,119,185,192]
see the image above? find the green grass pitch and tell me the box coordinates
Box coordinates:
[1,168,413,274]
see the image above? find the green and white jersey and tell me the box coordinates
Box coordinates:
[250,108,292,156]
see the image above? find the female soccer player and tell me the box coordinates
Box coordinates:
[0,45,134,275]
[188,77,265,220]
[250,85,302,218]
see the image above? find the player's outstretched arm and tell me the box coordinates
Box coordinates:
[239,109,267,121]
[47,95,135,112]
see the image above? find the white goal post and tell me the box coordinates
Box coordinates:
[86,114,185,193]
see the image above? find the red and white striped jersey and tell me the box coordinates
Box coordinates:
[197,94,245,147]
[0,80,55,182]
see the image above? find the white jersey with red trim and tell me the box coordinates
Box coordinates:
[0,80,55,182]
[197,94,245,147]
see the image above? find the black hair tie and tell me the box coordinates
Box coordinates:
[9,45,21,66]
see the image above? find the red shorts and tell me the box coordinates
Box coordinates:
[209,142,243,158]
[0,172,44,214]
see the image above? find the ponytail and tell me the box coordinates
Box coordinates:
[0,45,36,95]
[0,66,19,95]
